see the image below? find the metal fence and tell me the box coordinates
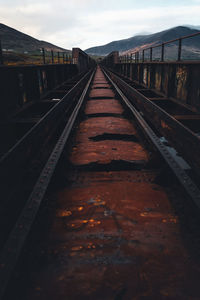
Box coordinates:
[120,31,200,63]
[0,42,72,66]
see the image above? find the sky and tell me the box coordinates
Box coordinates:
[0,0,200,50]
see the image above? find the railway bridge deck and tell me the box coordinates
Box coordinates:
[0,47,200,299]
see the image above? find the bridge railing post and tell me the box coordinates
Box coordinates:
[51,50,54,64]
[142,50,145,62]
[42,48,46,64]
[150,47,153,62]
[178,38,182,61]
[161,43,164,62]
[0,39,3,65]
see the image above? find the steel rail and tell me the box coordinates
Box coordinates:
[102,67,200,208]
[0,69,95,299]
[0,69,92,164]
[0,68,93,208]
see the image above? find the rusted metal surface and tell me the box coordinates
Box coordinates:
[70,116,148,165]
[72,48,96,73]
[5,66,200,300]
[102,51,119,67]
[92,83,111,88]
[85,101,124,114]
[0,64,78,117]
[16,172,200,299]
[103,53,200,111]
[103,67,200,206]
[0,49,95,118]
[89,88,115,99]
[104,67,200,179]
[0,69,95,299]
[0,69,94,256]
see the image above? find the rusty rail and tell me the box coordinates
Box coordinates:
[0,68,95,299]
[0,68,94,250]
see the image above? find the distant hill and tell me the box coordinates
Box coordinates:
[0,23,70,54]
[85,26,200,59]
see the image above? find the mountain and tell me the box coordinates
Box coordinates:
[185,25,200,30]
[85,26,200,58]
[0,23,70,54]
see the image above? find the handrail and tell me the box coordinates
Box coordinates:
[120,31,200,62]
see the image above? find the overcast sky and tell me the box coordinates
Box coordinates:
[0,0,200,50]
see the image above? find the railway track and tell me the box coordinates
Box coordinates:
[1,65,200,299]
[104,67,200,179]
[0,68,93,250]
[0,70,88,159]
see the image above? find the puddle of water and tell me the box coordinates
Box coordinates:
[88,197,106,206]
[159,136,190,170]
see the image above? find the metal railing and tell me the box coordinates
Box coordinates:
[120,31,200,63]
[41,48,72,64]
[0,42,72,66]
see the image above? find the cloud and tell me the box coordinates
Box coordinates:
[16,3,51,14]
[0,0,200,50]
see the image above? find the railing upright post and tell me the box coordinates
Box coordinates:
[150,47,153,62]
[161,43,164,62]
[63,52,65,63]
[58,52,60,63]
[42,48,46,64]
[142,50,144,62]
[51,50,54,64]
[178,38,182,61]
[0,40,3,65]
